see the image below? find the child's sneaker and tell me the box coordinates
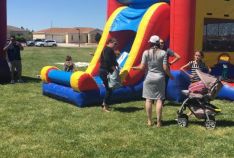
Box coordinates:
[36,75,41,79]
[17,79,24,83]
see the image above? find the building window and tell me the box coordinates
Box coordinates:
[203,18,234,52]
[71,35,74,41]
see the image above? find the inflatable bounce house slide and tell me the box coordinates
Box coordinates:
[40,0,173,106]
[0,0,233,106]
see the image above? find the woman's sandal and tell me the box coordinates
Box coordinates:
[102,104,110,112]
[147,121,154,127]
[156,121,162,128]
[102,107,110,112]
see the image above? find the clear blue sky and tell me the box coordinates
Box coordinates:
[7,0,107,31]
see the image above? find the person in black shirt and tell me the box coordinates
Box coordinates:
[99,38,118,112]
[159,39,181,67]
[159,39,181,100]
[3,36,24,84]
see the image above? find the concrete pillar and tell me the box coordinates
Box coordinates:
[88,33,92,43]
[65,34,69,44]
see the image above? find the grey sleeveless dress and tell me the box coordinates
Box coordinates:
[141,48,167,100]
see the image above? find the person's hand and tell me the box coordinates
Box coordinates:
[208,68,211,73]
[112,66,116,72]
[169,75,174,80]
[16,41,21,46]
[189,74,194,78]
[8,40,12,46]
[114,50,120,56]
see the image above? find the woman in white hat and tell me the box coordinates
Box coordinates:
[132,35,174,127]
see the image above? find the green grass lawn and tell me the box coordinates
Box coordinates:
[0,47,234,158]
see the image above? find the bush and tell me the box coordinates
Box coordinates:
[15,35,26,43]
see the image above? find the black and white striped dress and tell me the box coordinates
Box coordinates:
[189,60,208,83]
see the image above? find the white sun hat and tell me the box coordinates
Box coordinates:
[148,35,160,43]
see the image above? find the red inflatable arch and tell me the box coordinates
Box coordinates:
[107,0,196,70]
[0,0,9,82]
[0,0,7,59]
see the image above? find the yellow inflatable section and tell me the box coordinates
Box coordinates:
[120,3,167,80]
[86,6,127,75]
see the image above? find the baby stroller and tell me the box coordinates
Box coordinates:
[177,70,223,129]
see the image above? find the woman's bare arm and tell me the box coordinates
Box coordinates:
[180,63,193,78]
[169,52,181,65]
[163,64,174,80]
[132,63,145,70]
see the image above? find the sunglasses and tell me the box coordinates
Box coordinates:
[160,42,164,44]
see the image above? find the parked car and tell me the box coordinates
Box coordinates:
[26,40,35,46]
[35,40,57,47]
[26,39,44,46]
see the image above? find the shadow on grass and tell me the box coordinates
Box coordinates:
[0,81,9,85]
[161,120,177,126]
[180,120,234,127]
[113,106,144,113]
[22,76,41,83]
[188,120,204,126]
[0,76,41,84]
[216,120,234,127]
[164,101,181,107]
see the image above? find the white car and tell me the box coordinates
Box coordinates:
[27,39,44,46]
[35,40,57,47]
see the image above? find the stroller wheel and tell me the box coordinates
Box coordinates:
[205,116,216,129]
[177,114,188,127]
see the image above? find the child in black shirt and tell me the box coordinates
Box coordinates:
[64,55,75,72]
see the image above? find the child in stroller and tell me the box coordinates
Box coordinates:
[177,70,223,129]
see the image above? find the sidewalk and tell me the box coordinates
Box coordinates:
[57,43,97,48]
[54,62,89,67]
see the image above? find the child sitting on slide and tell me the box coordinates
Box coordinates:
[64,55,75,72]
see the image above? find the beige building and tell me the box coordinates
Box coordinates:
[7,25,32,40]
[33,27,102,44]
